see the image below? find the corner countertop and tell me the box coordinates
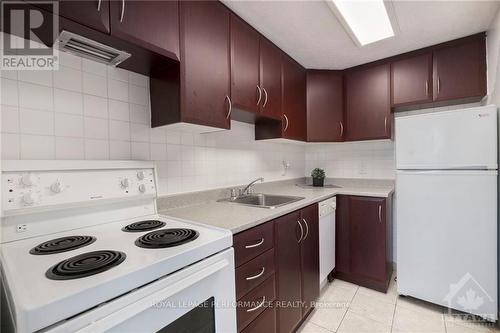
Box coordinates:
[158,178,394,234]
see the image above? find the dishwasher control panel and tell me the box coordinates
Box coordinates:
[319,197,336,217]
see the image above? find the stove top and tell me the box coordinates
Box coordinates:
[30,235,96,255]
[122,220,166,232]
[46,250,126,280]
[135,228,199,249]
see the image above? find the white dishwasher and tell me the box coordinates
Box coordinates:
[319,197,336,289]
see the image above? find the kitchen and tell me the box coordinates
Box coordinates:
[0,0,498,332]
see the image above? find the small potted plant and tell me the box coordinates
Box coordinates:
[311,168,326,187]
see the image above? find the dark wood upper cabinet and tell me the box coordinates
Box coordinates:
[178,0,230,129]
[230,14,260,114]
[282,55,307,141]
[275,211,303,333]
[30,0,111,34]
[299,204,320,317]
[433,36,486,102]
[109,0,179,60]
[306,70,344,142]
[345,63,391,141]
[260,38,283,120]
[391,53,433,107]
[335,195,392,292]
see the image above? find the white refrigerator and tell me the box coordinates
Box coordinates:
[396,105,498,321]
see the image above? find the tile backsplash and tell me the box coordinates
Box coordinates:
[305,140,395,180]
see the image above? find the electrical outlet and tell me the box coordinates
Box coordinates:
[16,224,28,233]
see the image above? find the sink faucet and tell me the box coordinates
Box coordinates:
[240,177,264,196]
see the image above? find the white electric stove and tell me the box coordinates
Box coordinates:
[0,161,236,333]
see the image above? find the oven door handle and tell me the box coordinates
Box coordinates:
[75,259,230,332]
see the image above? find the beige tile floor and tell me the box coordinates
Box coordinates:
[297,274,500,333]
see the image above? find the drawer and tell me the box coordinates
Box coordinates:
[236,248,275,300]
[240,306,276,333]
[237,275,276,331]
[234,221,274,267]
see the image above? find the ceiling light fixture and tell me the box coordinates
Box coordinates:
[328,0,395,46]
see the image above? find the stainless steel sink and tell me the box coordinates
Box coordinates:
[218,193,305,209]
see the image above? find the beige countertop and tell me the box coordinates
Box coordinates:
[158,178,394,234]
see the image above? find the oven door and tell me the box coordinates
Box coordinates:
[48,249,236,333]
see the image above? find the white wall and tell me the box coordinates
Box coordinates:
[0,34,305,196]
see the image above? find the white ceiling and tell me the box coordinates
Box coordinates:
[222,0,500,69]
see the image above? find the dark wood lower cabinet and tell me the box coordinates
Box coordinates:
[234,198,393,332]
[275,211,303,333]
[234,222,276,332]
[299,204,320,316]
[241,307,276,333]
[275,204,319,333]
[335,195,393,292]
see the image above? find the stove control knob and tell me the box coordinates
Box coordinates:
[50,180,63,194]
[137,171,145,180]
[138,184,146,193]
[121,178,130,188]
[21,173,37,187]
[22,192,39,205]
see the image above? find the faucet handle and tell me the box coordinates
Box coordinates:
[230,188,238,199]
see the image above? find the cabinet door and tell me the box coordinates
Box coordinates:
[32,0,110,34]
[349,196,386,283]
[282,55,306,141]
[391,53,432,106]
[110,0,179,59]
[260,38,282,120]
[241,307,276,333]
[300,204,319,317]
[345,63,391,141]
[275,211,302,333]
[179,0,230,129]
[230,14,260,114]
[306,70,344,142]
[335,195,350,275]
[433,37,486,102]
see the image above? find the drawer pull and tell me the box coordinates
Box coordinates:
[246,296,266,312]
[245,267,265,281]
[245,238,264,249]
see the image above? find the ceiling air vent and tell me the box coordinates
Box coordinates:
[56,30,131,66]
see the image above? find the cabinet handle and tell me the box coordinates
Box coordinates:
[246,267,265,281]
[302,218,309,241]
[297,220,304,243]
[339,121,344,137]
[246,296,266,312]
[262,87,268,108]
[384,116,388,135]
[378,205,382,223]
[283,114,289,132]
[256,85,262,106]
[97,0,101,11]
[120,0,125,22]
[437,76,440,95]
[225,95,232,119]
[425,80,429,96]
[245,238,264,249]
